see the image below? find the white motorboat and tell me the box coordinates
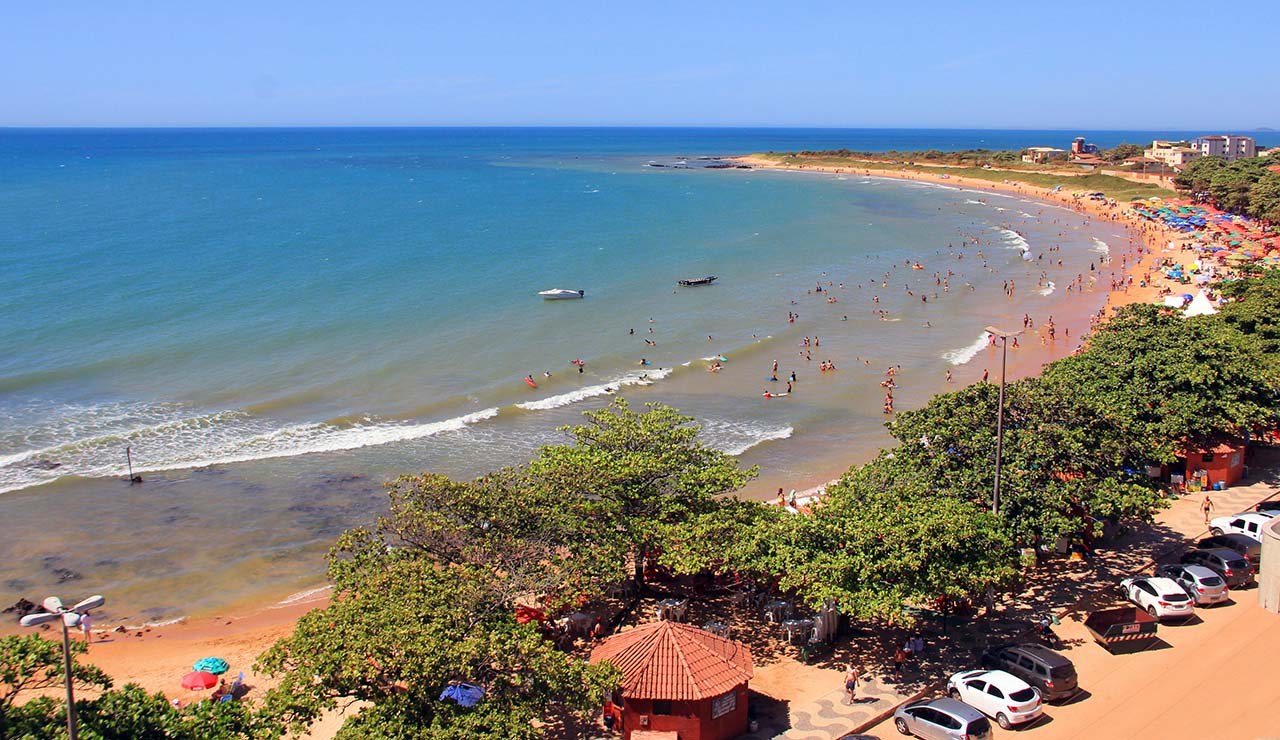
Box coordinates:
[538,288,585,300]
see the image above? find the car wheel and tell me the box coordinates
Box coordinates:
[997,712,1013,730]
[1210,527,1223,536]
[949,688,961,701]
[1147,605,1158,617]
[894,717,911,735]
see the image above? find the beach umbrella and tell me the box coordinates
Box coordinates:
[181,671,218,690]
[193,657,229,675]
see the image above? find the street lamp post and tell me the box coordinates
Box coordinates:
[20,594,105,740]
[985,327,1023,517]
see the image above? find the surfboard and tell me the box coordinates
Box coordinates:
[524,377,538,389]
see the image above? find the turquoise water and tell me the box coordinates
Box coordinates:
[0,128,1180,619]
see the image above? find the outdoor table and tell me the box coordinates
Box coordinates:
[764,600,792,623]
[657,598,688,622]
[702,620,730,637]
[566,611,591,636]
[781,618,814,643]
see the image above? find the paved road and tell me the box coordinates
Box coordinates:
[867,468,1280,740]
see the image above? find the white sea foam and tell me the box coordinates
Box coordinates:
[514,368,671,412]
[1018,211,1036,219]
[997,228,1034,261]
[942,333,991,365]
[964,199,985,205]
[274,584,333,607]
[0,405,500,495]
[1039,281,1056,296]
[1091,237,1110,255]
[700,419,794,456]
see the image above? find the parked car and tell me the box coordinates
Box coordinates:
[1209,512,1274,541]
[1197,533,1262,569]
[893,697,992,740]
[1155,564,1229,606]
[1119,576,1195,620]
[1180,547,1255,588]
[946,669,1043,730]
[1254,500,1280,514]
[979,644,1078,702]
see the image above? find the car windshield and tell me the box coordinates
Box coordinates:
[1201,576,1224,587]
[1009,687,1037,702]
[967,717,992,735]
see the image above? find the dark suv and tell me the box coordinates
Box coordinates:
[1197,534,1261,570]
[1180,547,1254,588]
[980,643,1078,702]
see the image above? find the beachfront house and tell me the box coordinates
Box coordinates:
[1196,135,1256,161]
[590,620,754,740]
[1070,136,1100,157]
[1022,147,1068,164]
[1146,140,1202,168]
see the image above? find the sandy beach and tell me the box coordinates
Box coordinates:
[6,154,1206,732]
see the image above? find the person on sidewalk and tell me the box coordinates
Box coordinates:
[1201,495,1214,524]
[893,645,907,678]
[844,664,860,704]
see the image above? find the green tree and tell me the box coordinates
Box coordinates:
[1,633,111,736]
[528,399,756,585]
[1104,143,1144,162]
[257,540,617,740]
[882,379,1164,547]
[1248,171,1280,223]
[1042,304,1279,459]
[1174,156,1226,192]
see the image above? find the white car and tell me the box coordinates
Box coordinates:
[1209,512,1274,542]
[1120,576,1195,620]
[1155,563,1229,606]
[945,669,1043,730]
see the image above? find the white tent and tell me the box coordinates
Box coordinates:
[1183,290,1218,318]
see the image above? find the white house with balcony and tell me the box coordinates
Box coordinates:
[1196,135,1256,161]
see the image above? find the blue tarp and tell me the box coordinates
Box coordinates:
[440,683,486,708]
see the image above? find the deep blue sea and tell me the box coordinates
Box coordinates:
[0,127,1245,618]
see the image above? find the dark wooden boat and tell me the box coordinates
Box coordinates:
[677,276,718,287]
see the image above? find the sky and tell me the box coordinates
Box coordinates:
[3,0,1277,129]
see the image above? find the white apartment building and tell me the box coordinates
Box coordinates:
[1145,140,1201,167]
[1196,135,1256,161]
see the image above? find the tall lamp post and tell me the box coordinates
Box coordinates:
[985,327,1023,517]
[20,594,105,740]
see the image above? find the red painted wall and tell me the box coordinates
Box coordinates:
[620,684,749,740]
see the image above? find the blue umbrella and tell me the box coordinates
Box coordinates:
[193,657,229,675]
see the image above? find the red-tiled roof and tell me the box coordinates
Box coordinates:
[589,620,753,701]
[632,732,680,740]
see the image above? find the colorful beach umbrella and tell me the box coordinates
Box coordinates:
[181,671,218,690]
[193,657,229,675]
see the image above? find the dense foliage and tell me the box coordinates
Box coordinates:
[0,634,274,740]
[779,148,1021,165]
[1174,156,1280,223]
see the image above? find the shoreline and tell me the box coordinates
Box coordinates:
[9,154,1199,708]
[732,154,1198,501]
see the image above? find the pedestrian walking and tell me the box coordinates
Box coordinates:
[893,645,907,678]
[1201,495,1214,524]
[844,664,860,704]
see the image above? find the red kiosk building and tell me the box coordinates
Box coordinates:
[590,620,754,740]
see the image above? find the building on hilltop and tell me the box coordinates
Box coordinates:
[590,620,754,740]
[1196,135,1256,161]
[1145,140,1202,168]
[1022,146,1069,164]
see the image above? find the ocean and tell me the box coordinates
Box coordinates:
[0,127,1252,622]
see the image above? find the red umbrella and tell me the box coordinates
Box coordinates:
[181,671,218,690]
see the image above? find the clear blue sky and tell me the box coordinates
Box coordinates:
[3,0,1277,128]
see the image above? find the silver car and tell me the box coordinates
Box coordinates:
[1156,563,1229,606]
[894,696,993,740]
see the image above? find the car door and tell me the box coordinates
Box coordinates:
[1134,580,1156,607]
[999,649,1022,678]
[1017,655,1043,692]
[1165,566,1189,592]
[910,707,945,740]
[984,681,1007,716]
[965,679,989,714]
